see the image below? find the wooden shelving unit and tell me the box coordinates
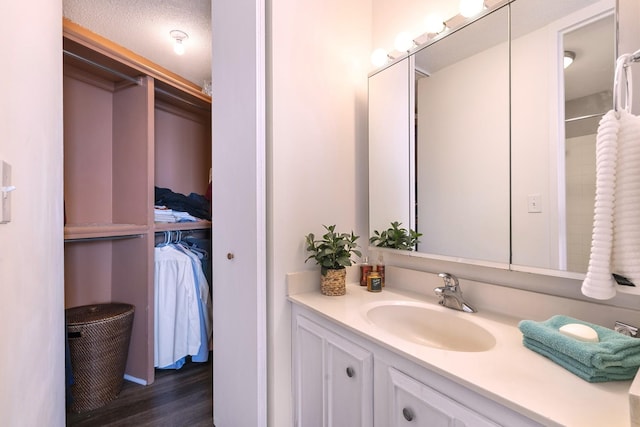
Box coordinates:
[63,18,212,385]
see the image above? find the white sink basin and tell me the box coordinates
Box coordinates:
[365,301,496,352]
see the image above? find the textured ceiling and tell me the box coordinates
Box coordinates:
[63,0,211,87]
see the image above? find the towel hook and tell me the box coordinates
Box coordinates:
[613,53,633,117]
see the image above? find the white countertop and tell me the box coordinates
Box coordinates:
[289,282,632,427]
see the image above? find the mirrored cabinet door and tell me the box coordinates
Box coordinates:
[510,0,615,273]
[414,6,510,263]
[368,57,414,237]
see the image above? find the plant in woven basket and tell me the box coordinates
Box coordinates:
[305,224,361,274]
[369,221,422,251]
[305,225,361,296]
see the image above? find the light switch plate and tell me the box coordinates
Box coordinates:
[527,193,542,213]
[1,161,12,224]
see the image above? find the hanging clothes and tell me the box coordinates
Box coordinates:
[154,241,212,369]
[173,243,212,363]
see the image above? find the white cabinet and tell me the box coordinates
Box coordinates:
[293,305,542,427]
[385,367,499,427]
[293,313,373,427]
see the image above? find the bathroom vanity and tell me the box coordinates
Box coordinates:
[289,267,634,426]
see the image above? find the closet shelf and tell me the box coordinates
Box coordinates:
[154,221,212,232]
[64,223,148,240]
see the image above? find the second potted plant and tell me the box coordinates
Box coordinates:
[369,221,422,251]
[305,224,361,296]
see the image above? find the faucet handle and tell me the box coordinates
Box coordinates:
[438,272,459,289]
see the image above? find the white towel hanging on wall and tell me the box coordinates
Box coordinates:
[611,111,640,285]
[582,51,640,299]
[581,110,619,299]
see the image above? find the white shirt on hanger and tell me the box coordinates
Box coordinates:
[154,245,201,368]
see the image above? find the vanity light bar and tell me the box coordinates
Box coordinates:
[371,0,510,68]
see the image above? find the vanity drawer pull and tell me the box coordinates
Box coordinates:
[345,366,355,378]
[402,407,414,422]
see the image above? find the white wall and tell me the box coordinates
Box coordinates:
[0,1,65,425]
[268,0,371,425]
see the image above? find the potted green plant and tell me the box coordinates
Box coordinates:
[305,224,361,296]
[369,221,422,251]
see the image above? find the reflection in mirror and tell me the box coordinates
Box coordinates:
[369,58,414,237]
[564,15,615,273]
[414,7,509,264]
[511,0,615,274]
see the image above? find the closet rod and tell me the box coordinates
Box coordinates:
[155,87,211,111]
[63,50,143,86]
[64,234,143,243]
[153,229,203,236]
[565,112,606,123]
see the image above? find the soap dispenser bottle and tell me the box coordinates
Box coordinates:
[360,256,372,287]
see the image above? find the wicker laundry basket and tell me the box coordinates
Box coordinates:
[66,303,135,413]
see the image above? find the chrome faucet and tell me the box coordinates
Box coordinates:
[434,273,476,313]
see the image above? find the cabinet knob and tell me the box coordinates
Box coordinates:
[227,252,235,260]
[345,366,355,378]
[402,407,414,422]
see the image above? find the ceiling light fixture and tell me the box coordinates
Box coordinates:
[170,30,189,56]
[564,51,576,69]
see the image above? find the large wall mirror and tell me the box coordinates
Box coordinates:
[368,0,616,276]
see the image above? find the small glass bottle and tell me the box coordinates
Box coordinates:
[367,270,382,292]
[360,256,372,286]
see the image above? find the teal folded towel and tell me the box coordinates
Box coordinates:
[518,315,640,382]
[523,337,638,382]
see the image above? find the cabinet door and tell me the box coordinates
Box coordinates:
[326,334,373,427]
[388,368,499,427]
[294,314,373,427]
[294,316,325,427]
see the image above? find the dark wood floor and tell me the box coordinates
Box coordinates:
[66,358,213,427]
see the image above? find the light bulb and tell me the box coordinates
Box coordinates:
[174,40,185,55]
[394,32,414,52]
[459,0,484,18]
[425,14,445,34]
[564,51,576,69]
[170,30,189,56]
[371,48,389,67]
